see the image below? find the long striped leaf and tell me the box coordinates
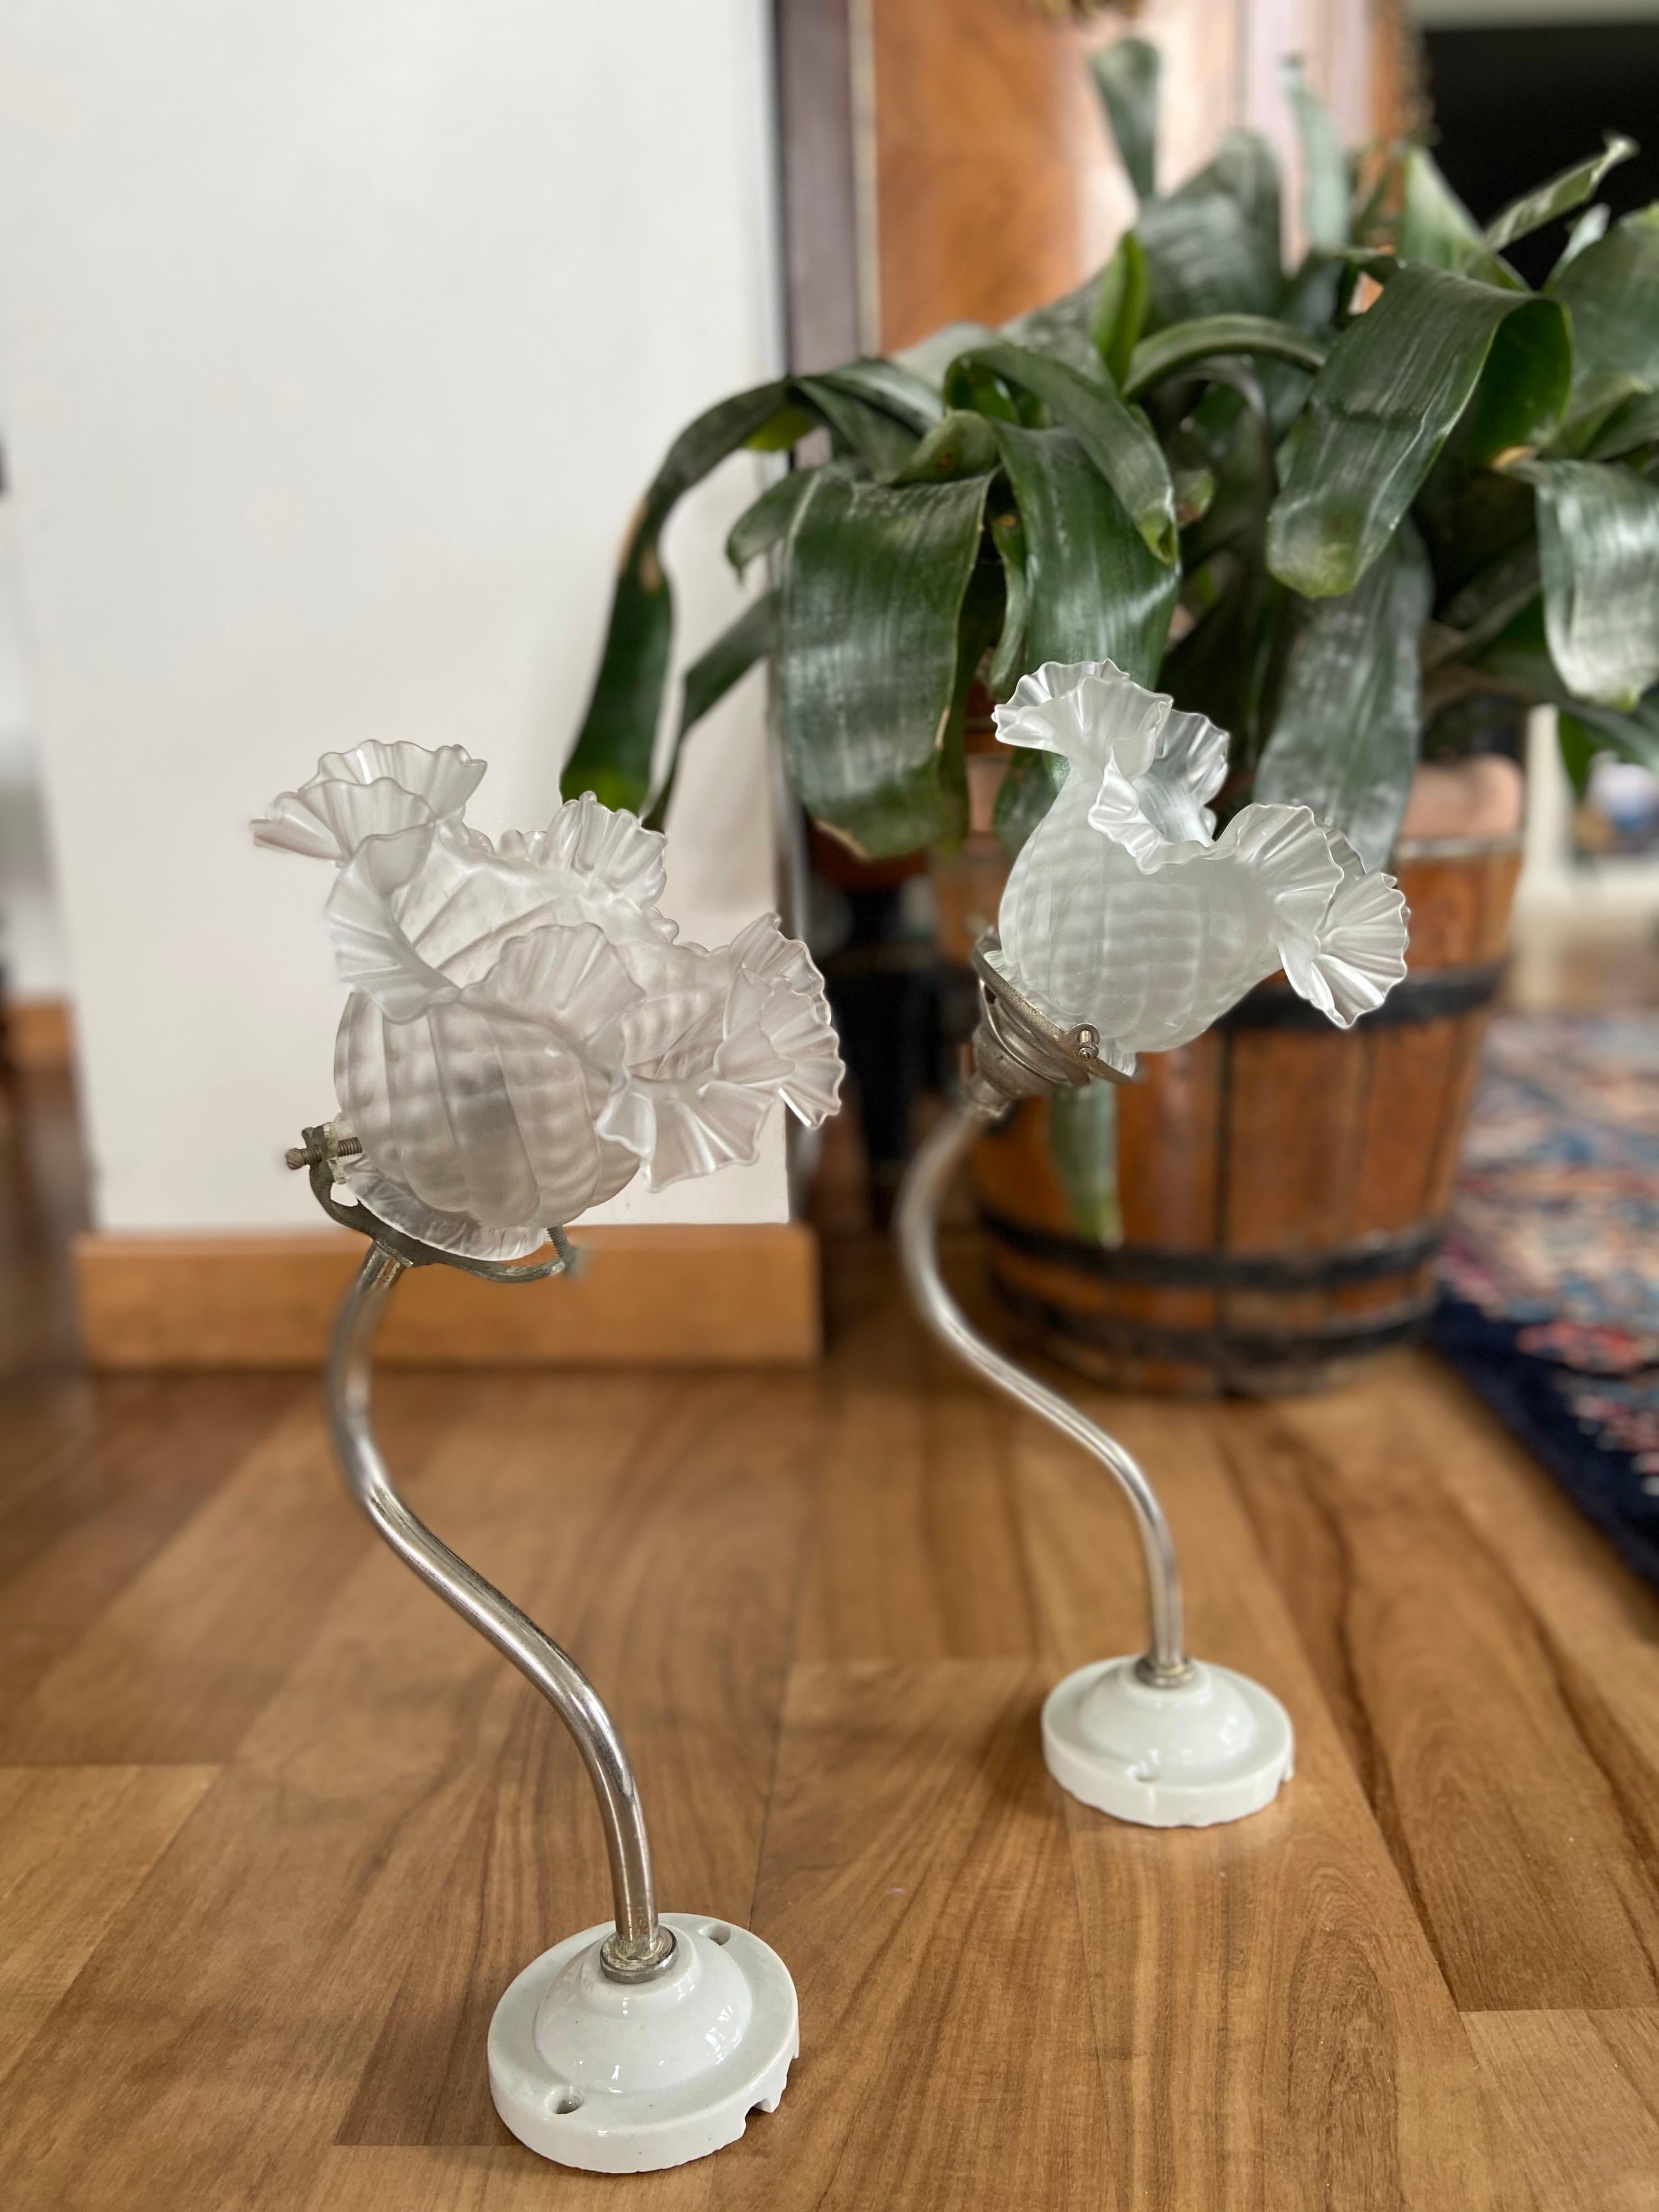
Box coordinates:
[986,508,1029,699]
[948,341,1177,562]
[1093,231,1150,386]
[1268,265,1570,597]
[795,376,920,476]
[1091,37,1159,202]
[990,422,1180,675]
[1553,203,1609,277]
[1422,540,1540,670]
[563,380,802,809]
[1136,132,1284,330]
[891,410,1000,484]
[1584,390,1659,462]
[1255,523,1433,867]
[989,422,1181,846]
[727,470,812,575]
[1475,601,1659,773]
[810,358,945,433]
[791,360,943,478]
[1512,457,1659,709]
[1160,550,1282,762]
[777,465,990,857]
[1122,315,1327,399]
[1397,147,1518,286]
[1176,379,1275,570]
[1284,58,1349,253]
[1548,369,1652,458]
[1001,274,1112,378]
[1560,706,1659,781]
[644,591,778,831]
[1485,133,1636,254]
[1550,205,1659,390]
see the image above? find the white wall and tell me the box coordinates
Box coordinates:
[0,505,69,998]
[0,0,786,1233]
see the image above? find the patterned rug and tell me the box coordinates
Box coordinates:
[1432,1011,1659,1589]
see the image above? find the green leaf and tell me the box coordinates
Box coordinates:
[1091,37,1159,202]
[776,465,990,856]
[1573,696,1659,776]
[1283,56,1349,253]
[726,470,812,575]
[989,422,1181,848]
[1397,147,1517,286]
[563,380,801,808]
[794,375,920,476]
[949,340,1178,563]
[1485,133,1636,255]
[1176,379,1275,568]
[745,404,820,453]
[1047,1081,1123,1244]
[1258,252,1344,432]
[1351,150,1399,250]
[1268,265,1571,597]
[1547,369,1652,458]
[1255,523,1432,867]
[1121,314,1328,399]
[809,357,946,433]
[1092,232,1150,386]
[1136,132,1284,330]
[643,591,778,832]
[1422,539,1540,669]
[941,556,1006,851]
[987,508,1029,699]
[1412,442,1536,599]
[943,356,1021,424]
[890,409,1001,484]
[1511,457,1659,709]
[1162,549,1283,759]
[1553,202,1609,278]
[1557,712,1601,795]
[990,421,1180,676]
[894,320,1000,390]
[1584,390,1659,463]
[1170,451,1217,526]
[1550,206,1659,390]
[1473,600,1659,773]
[1001,274,1112,378]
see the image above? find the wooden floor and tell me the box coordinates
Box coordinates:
[3,1037,1659,2209]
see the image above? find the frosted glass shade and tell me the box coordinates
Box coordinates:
[255,748,843,1256]
[989,660,1409,1077]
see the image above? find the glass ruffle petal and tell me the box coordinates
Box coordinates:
[314,741,486,820]
[341,1162,558,1263]
[991,659,1408,1065]
[254,742,485,863]
[261,747,846,1244]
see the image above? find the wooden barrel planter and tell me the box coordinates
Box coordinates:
[938,833,1522,1395]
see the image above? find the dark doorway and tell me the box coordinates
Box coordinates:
[1423,18,1659,286]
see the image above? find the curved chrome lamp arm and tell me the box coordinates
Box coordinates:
[301,1129,675,1984]
[895,941,1193,1687]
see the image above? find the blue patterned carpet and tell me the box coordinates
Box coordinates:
[1433,1012,1659,1588]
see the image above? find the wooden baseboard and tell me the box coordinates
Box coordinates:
[74,1222,821,1370]
[7,995,73,1072]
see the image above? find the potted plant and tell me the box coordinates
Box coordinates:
[562,40,1659,1390]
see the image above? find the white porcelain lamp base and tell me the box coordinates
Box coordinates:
[1042,1656,1294,1827]
[488,1913,797,2173]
